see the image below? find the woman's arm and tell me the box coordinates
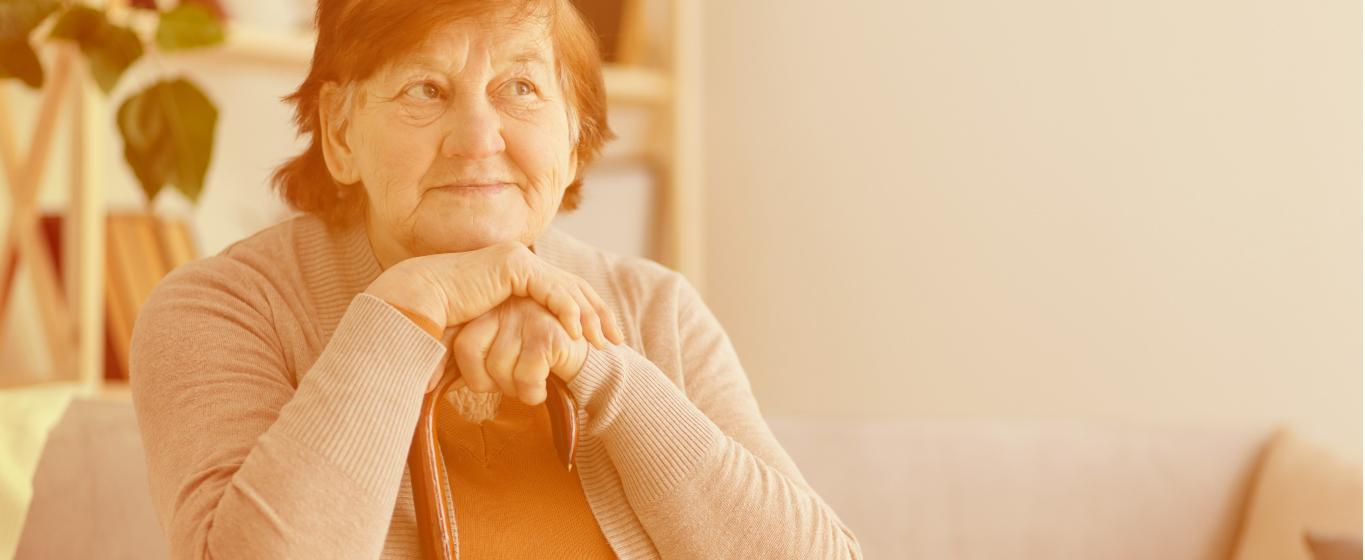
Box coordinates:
[129,258,445,560]
[565,272,864,559]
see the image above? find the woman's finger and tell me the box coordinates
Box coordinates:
[452,314,499,393]
[511,336,552,406]
[578,277,623,345]
[523,265,583,340]
[572,285,606,349]
[426,327,462,393]
[485,313,524,399]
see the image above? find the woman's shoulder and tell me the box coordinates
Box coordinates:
[131,217,326,370]
[158,216,310,292]
[539,225,692,303]
[142,214,341,328]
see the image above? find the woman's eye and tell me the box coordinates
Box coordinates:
[501,79,537,98]
[403,82,442,101]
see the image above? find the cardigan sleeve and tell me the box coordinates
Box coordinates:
[129,259,446,560]
[565,272,864,559]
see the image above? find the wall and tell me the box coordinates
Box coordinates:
[701,0,1362,454]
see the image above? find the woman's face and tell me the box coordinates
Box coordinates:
[323,16,577,265]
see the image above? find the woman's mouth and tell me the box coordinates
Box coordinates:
[433,182,512,194]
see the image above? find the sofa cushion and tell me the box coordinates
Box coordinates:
[15,398,169,559]
[0,384,79,560]
[765,418,1272,560]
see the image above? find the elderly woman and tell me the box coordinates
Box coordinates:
[129,0,861,558]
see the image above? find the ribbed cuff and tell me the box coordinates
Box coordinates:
[275,292,448,496]
[567,342,727,506]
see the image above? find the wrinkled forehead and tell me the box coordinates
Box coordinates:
[366,11,555,84]
[413,17,552,69]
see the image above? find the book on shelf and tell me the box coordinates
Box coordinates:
[16,211,201,381]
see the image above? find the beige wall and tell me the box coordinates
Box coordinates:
[701,0,1362,454]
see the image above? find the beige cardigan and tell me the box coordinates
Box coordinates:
[128,214,863,559]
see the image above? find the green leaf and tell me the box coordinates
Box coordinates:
[49,5,143,94]
[161,79,216,202]
[0,0,59,40]
[0,37,43,87]
[47,4,102,42]
[117,89,170,201]
[117,79,217,204]
[85,23,142,93]
[0,0,59,88]
[155,4,224,51]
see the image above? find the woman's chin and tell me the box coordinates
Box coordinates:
[415,223,520,254]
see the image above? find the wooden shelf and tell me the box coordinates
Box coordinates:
[0,378,130,400]
[96,380,132,401]
[216,24,314,62]
[601,65,671,106]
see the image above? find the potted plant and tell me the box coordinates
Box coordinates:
[1,0,225,206]
[0,0,227,380]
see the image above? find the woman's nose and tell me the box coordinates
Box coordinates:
[438,95,507,160]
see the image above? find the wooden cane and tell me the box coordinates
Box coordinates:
[408,367,580,559]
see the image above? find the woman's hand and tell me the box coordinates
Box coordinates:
[365,240,624,347]
[449,296,592,406]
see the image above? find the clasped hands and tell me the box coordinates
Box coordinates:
[441,293,619,406]
[364,240,624,406]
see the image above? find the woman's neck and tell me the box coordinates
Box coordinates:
[363,219,409,271]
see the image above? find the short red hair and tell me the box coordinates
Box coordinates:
[271,0,616,226]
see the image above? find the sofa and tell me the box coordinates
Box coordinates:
[13,398,1362,559]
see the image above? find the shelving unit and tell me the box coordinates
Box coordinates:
[0,1,703,397]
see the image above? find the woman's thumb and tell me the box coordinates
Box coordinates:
[426,326,462,393]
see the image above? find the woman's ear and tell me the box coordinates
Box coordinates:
[565,109,580,180]
[318,82,360,185]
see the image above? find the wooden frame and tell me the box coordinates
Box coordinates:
[0,43,107,391]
